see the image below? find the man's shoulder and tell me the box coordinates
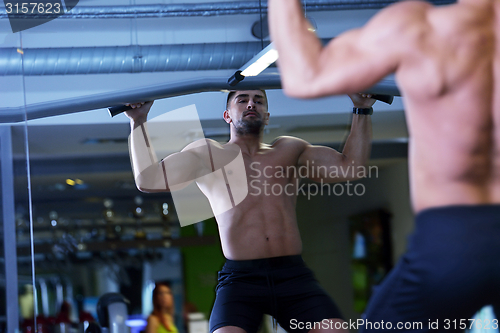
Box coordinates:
[365,0,433,58]
[385,0,432,17]
[372,0,432,32]
[269,136,311,157]
[271,135,310,148]
[182,138,222,152]
[394,0,432,10]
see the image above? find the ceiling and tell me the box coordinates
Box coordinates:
[0,0,412,222]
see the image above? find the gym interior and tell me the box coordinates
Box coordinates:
[3,0,492,332]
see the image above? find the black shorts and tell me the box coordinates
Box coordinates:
[209,255,343,333]
[360,204,500,332]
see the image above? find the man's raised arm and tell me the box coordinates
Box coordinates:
[126,102,206,193]
[297,94,374,183]
[268,0,426,98]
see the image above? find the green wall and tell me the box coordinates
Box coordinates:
[181,218,225,317]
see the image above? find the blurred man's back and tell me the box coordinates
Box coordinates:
[392,0,500,212]
[269,0,500,331]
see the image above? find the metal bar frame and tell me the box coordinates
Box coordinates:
[0,74,399,123]
[0,125,19,333]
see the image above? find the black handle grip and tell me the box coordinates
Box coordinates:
[371,94,394,105]
[108,105,133,117]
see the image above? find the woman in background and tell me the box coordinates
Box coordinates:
[146,282,178,333]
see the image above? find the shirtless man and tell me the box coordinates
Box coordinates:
[268,0,500,331]
[125,91,376,333]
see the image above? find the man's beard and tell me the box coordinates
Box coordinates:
[235,118,263,136]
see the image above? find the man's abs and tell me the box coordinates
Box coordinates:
[215,195,303,260]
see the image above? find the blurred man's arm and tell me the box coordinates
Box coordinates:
[268,0,428,98]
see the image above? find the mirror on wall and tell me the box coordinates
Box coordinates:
[1,2,417,332]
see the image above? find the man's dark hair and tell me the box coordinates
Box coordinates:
[226,90,268,109]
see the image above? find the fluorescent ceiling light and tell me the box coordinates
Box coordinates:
[241,43,278,77]
[228,42,278,86]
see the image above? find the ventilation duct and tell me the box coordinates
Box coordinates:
[0,42,269,76]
